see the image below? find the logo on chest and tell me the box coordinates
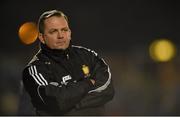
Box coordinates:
[61,75,72,85]
[82,65,90,78]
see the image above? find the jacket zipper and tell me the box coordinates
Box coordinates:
[66,54,69,59]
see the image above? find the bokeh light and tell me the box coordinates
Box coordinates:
[18,22,38,45]
[149,39,176,62]
[1,93,19,115]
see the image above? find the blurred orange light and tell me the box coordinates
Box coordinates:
[18,22,38,45]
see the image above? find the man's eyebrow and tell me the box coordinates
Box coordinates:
[48,27,69,31]
[61,27,69,29]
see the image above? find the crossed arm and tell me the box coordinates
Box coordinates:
[22,55,114,115]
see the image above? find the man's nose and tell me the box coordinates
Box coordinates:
[57,31,63,39]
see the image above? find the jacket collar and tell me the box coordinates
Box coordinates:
[40,42,72,60]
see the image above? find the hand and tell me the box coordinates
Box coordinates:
[90,79,95,85]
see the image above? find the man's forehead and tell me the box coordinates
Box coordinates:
[44,16,69,27]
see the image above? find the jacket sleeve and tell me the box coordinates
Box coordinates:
[22,64,94,115]
[75,51,115,109]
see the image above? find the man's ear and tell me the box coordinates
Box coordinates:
[38,33,45,44]
[68,29,72,40]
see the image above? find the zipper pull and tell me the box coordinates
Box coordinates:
[66,54,69,59]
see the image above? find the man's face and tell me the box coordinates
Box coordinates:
[39,16,71,50]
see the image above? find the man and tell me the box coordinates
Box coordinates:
[22,9,114,115]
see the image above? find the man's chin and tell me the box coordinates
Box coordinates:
[55,46,68,50]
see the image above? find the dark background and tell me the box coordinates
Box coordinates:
[0,0,180,115]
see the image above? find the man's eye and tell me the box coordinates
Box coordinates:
[49,30,57,34]
[62,28,68,32]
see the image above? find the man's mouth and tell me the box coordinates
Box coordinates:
[57,41,65,45]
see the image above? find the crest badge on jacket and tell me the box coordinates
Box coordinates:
[82,65,90,78]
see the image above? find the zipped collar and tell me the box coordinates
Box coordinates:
[40,42,71,60]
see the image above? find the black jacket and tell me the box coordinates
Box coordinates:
[22,43,114,115]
